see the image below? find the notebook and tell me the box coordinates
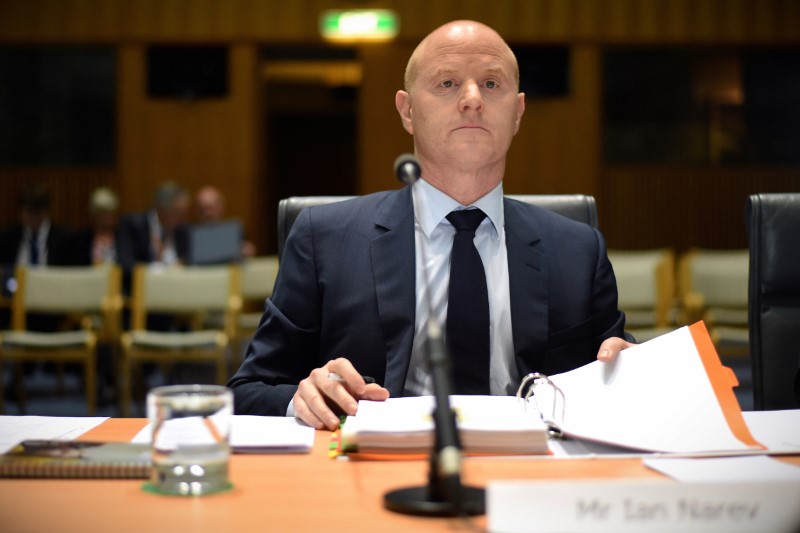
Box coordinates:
[0,440,150,479]
[187,220,242,265]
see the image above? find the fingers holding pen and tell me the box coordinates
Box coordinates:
[293,358,389,430]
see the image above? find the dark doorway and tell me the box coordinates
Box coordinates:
[260,46,361,253]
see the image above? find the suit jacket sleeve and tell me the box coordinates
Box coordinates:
[537,224,627,375]
[228,194,400,415]
[227,207,329,415]
[506,202,628,378]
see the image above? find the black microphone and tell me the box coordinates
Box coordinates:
[394,153,421,186]
[383,154,485,517]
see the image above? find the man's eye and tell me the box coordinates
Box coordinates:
[485,80,497,89]
[442,80,453,88]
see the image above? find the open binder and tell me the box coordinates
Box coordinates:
[519,321,765,455]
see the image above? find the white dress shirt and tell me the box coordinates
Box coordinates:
[16,219,50,266]
[286,182,519,416]
[403,178,518,396]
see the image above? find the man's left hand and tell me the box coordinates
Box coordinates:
[596,336,636,362]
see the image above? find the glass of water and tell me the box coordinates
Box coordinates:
[144,384,233,496]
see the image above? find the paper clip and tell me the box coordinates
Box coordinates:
[516,372,566,439]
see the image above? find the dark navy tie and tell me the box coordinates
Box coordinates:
[29,232,39,265]
[445,209,490,395]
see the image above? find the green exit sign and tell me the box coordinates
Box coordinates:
[320,10,399,41]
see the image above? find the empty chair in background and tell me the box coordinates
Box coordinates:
[678,248,750,357]
[234,255,280,370]
[119,264,241,417]
[607,248,677,343]
[0,264,122,415]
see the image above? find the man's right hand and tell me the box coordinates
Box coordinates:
[292,357,390,430]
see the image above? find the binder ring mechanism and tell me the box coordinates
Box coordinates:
[516,373,565,439]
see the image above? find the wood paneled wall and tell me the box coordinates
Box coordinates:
[601,166,800,251]
[116,44,263,249]
[1,0,799,252]
[2,0,798,44]
[0,168,118,231]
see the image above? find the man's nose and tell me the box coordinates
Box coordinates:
[458,81,484,113]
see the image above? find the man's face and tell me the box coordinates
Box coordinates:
[159,194,189,232]
[196,190,224,222]
[397,23,525,173]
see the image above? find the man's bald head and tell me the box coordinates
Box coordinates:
[404,20,520,93]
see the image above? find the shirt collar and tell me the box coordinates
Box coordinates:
[23,219,50,241]
[414,178,504,240]
[148,210,162,235]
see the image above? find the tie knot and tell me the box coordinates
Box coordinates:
[446,209,486,233]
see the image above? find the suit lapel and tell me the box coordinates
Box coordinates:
[370,187,416,395]
[504,198,550,373]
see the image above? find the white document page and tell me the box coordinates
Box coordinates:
[537,324,759,453]
[132,415,315,453]
[0,416,108,453]
[742,410,800,453]
[644,455,800,483]
[227,415,315,453]
[548,410,800,458]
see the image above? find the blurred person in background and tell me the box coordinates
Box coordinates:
[74,187,120,266]
[0,183,74,269]
[195,185,256,259]
[117,181,190,275]
[0,183,74,331]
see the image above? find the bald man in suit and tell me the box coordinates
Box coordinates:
[230,20,633,429]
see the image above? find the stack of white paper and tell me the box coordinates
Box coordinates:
[341,395,549,455]
[132,415,315,454]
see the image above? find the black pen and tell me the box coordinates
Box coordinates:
[327,372,376,385]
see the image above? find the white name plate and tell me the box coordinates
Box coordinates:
[487,480,800,533]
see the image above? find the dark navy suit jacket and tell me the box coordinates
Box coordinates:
[229,187,626,415]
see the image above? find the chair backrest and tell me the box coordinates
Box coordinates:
[129,264,241,331]
[678,248,749,325]
[607,248,675,328]
[746,193,800,410]
[277,194,598,259]
[241,256,279,300]
[12,265,121,331]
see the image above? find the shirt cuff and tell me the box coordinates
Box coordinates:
[286,397,295,417]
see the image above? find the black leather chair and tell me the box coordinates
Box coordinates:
[277,194,598,259]
[746,193,800,410]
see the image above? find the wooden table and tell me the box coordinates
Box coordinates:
[1,418,796,532]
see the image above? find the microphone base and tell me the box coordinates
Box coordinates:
[383,485,485,517]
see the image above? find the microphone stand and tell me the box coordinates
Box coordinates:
[383,155,485,517]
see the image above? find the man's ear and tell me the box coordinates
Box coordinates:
[395,90,414,135]
[513,92,525,135]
